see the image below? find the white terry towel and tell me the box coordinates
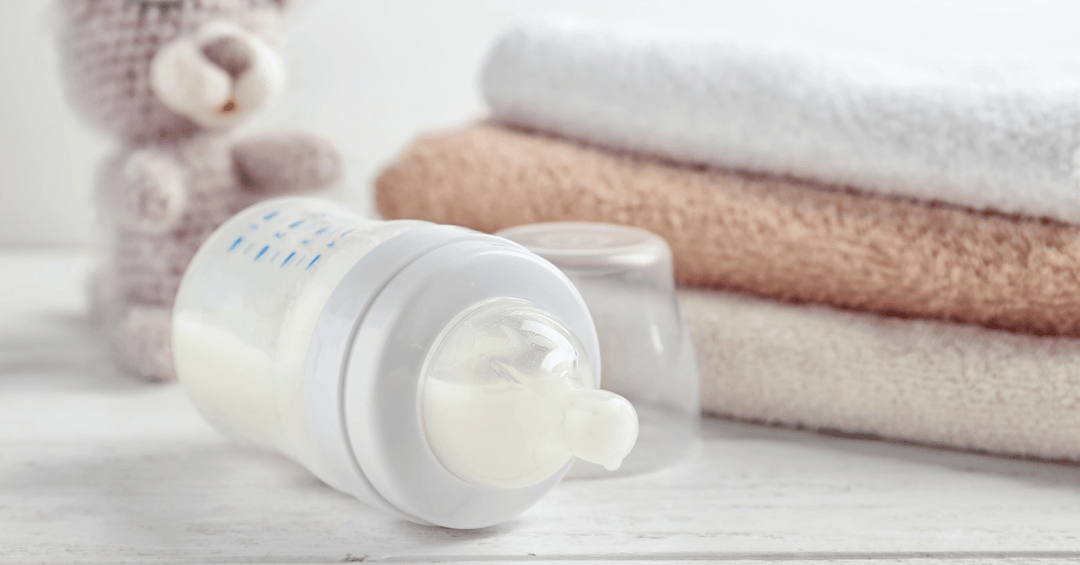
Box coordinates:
[679,288,1080,461]
[483,17,1080,223]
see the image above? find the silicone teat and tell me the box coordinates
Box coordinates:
[562,388,638,471]
[420,298,639,489]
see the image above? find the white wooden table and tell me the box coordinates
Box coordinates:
[3,251,1080,564]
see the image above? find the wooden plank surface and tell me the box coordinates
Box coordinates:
[3,252,1080,564]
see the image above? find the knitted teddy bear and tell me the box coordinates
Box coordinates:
[61,0,342,381]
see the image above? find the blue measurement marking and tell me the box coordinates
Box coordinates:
[263,211,279,221]
[326,241,335,248]
[301,239,310,245]
[306,255,322,270]
[315,227,328,235]
[254,245,269,261]
[274,232,285,239]
[289,220,304,229]
[248,224,258,230]
[282,252,295,267]
[228,236,243,252]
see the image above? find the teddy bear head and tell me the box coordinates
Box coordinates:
[62,0,294,144]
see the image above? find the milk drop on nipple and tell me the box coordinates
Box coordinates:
[421,298,639,489]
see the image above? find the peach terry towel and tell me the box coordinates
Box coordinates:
[375,124,1080,338]
[679,287,1080,462]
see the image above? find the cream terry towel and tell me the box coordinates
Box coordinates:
[681,288,1080,462]
[483,18,1080,223]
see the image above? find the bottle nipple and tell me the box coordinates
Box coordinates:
[562,388,638,471]
[420,298,639,489]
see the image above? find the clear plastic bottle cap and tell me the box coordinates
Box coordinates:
[497,223,700,477]
[499,223,671,273]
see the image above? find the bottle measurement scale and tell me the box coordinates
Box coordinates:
[227,208,369,272]
[173,197,639,529]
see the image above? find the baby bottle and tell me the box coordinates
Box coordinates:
[171,197,638,529]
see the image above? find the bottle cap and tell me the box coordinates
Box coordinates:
[497,223,701,476]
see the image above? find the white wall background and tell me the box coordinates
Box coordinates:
[1,0,1075,246]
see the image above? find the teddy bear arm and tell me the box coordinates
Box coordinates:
[102,150,188,233]
[232,132,343,194]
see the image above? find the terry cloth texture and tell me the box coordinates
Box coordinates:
[678,287,1080,462]
[482,18,1080,223]
[375,124,1080,338]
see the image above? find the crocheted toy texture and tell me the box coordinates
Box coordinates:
[61,0,343,381]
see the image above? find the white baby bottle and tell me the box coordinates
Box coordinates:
[171,197,638,529]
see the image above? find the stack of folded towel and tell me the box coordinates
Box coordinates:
[375,18,1080,461]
